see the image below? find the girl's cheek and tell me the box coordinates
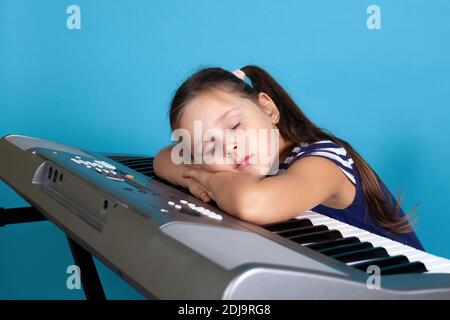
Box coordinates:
[202,162,235,173]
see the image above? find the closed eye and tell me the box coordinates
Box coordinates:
[231,122,240,130]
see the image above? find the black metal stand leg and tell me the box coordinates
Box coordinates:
[67,236,106,300]
[0,206,47,227]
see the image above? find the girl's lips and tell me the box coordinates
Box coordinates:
[235,154,253,169]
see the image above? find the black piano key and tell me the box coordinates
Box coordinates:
[319,241,373,256]
[305,237,360,251]
[380,261,428,275]
[351,255,410,271]
[263,218,313,232]
[290,230,343,244]
[331,247,389,263]
[278,225,329,238]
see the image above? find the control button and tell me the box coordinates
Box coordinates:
[174,204,182,210]
[160,209,169,213]
[106,176,124,182]
[209,214,223,221]
[168,201,175,206]
[204,211,216,218]
[95,168,102,173]
[124,174,134,179]
[75,156,82,159]
[180,200,188,204]
[71,158,82,164]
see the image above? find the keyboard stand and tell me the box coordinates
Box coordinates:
[0,206,106,300]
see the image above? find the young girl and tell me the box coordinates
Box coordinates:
[154,65,425,251]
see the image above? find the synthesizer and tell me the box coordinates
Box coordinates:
[1,134,450,299]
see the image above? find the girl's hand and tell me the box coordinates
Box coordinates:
[182,168,215,202]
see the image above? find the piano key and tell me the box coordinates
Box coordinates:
[319,242,373,256]
[290,230,343,244]
[278,225,329,238]
[417,258,450,272]
[331,247,389,263]
[399,253,450,273]
[263,218,313,232]
[426,264,450,273]
[305,237,360,251]
[351,255,410,271]
[301,214,333,222]
[380,261,428,275]
[384,246,416,255]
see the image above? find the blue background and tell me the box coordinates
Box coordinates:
[1,0,449,299]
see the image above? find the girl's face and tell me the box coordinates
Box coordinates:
[177,87,286,176]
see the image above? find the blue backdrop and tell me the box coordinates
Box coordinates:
[1,0,449,299]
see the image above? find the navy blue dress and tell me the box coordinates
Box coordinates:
[275,140,425,251]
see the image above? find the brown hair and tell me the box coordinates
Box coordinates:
[169,65,417,233]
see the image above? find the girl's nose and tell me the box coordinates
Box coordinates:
[225,144,238,163]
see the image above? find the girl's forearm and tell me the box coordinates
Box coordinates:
[153,145,190,188]
[208,172,264,220]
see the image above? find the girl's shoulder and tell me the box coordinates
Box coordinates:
[277,139,357,185]
[283,139,352,165]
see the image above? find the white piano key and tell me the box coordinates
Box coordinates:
[357,235,390,243]
[422,260,450,273]
[341,230,372,238]
[385,246,416,256]
[418,256,448,266]
[382,242,406,250]
[309,217,334,224]
[427,263,450,273]
[304,214,331,220]
[406,253,439,264]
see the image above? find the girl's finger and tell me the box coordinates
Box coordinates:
[185,179,211,202]
[198,190,210,202]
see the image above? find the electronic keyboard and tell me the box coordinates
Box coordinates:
[1,134,450,299]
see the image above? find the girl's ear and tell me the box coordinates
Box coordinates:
[257,92,280,124]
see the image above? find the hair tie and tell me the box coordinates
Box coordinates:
[232,68,253,87]
[232,69,246,80]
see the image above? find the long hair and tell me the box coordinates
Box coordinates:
[169,65,417,233]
